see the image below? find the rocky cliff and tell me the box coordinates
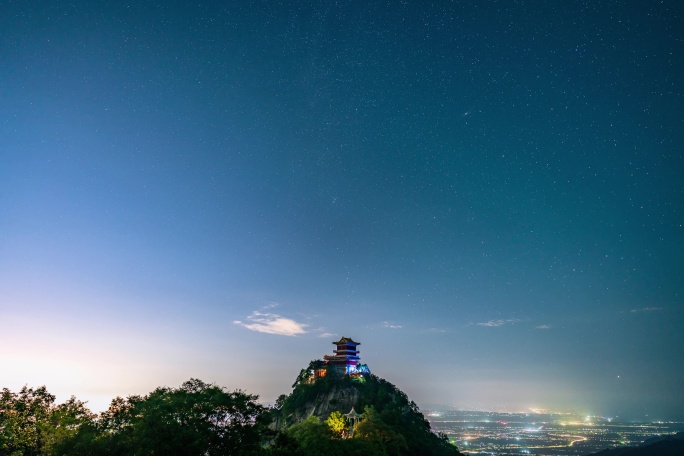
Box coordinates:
[271,370,463,455]
[281,381,360,426]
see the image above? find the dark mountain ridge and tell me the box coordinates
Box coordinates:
[271,362,462,456]
[1,337,462,455]
[587,431,684,456]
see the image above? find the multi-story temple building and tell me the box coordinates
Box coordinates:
[316,337,370,378]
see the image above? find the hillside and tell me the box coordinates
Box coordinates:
[1,337,462,455]
[587,432,684,456]
[270,362,462,456]
[1,375,461,456]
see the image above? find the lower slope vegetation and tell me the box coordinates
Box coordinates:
[1,370,461,455]
[272,362,462,456]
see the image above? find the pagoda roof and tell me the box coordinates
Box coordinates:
[345,407,361,418]
[332,336,360,345]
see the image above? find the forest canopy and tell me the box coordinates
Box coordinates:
[0,380,270,456]
[1,375,460,455]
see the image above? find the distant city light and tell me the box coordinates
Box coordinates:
[428,411,682,455]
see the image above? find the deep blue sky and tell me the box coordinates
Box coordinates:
[2,1,683,419]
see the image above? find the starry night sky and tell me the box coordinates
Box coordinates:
[2,1,683,419]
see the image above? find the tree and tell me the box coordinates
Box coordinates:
[324,411,348,437]
[265,432,305,456]
[286,417,339,456]
[0,385,55,455]
[353,406,408,456]
[40,396,98,456]
[94,378,271,455]
[291,360,325,388]
[274,395,288,410]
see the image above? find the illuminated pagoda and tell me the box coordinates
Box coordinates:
[322,337,366,377]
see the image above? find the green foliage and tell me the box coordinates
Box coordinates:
[286,417,380,456]
[274,370,462,456]
[1,370,461,456]
[41,396,98,456]
[350,375,461,455]
[286,416,334,454]
[276,373,344,427]
[291,359,325,389]
[354,406,407,455]
[93,378,271,455]
[274,394,288,410]
[264,432,305,456]
[0,385,56,455]
[1,380,273,456]
[324,411,348,437]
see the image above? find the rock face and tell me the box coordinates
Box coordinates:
[289,382,359,424]
[274,372,426,431]
[273,371,463,455]
[274,378,361,430]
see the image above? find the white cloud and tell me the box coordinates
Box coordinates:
[318,332,334,338]
[381,321,403,329]
[475,319,520,327]
[234,311,307,336]
[630,307,663,313]
[536,324,551,329]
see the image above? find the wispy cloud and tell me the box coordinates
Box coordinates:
[428,328,448,334]
[536,324,552,330]
[318,332,334,338]
[234,311,307,336]
[381,321,403,329]
[630,307,663,313]
[475,319,520,327]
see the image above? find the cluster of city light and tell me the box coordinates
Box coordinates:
[426,410,683,456]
